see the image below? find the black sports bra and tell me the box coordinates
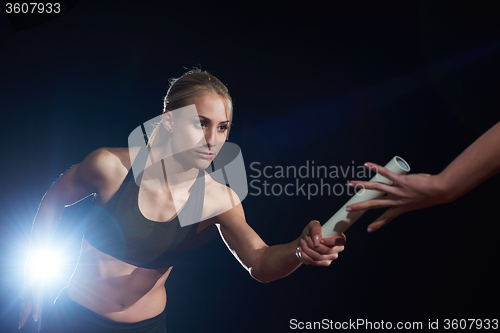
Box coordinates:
[84,148,216,269]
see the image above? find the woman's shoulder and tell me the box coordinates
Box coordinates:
[202,172,243,219]
[78,147,131,186]
[84,147,131,169]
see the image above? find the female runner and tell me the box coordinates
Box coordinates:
[19,70,346,332]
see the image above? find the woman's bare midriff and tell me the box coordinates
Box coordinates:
[67,239,172,323]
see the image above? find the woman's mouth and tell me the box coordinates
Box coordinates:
[195,151,213,159]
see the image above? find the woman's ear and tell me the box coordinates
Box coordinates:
[162,110,173,132]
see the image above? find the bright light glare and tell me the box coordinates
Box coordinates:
[28,249,63,281]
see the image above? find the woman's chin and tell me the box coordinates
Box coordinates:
[194,159,213,170]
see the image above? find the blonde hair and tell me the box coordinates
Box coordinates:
[147,70,233,147]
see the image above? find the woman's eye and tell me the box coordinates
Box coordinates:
[194,121,227,132]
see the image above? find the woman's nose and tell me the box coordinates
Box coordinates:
[204,127,217,148]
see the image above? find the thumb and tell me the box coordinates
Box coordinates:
[307,220,322,247]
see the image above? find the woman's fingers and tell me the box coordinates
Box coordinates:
[299,235,345,266]
[298,222,345,266]
[320,234,346,248]
[364,162,401,183]
[301,238,341,257]
[299,245,339,266]
[32,298,40,322]
[367,207,403,232]
[304,233,345,253]
[346,196,401,211]
[19,299,32,329]
[348,179,403,197]
[19,284,42,328]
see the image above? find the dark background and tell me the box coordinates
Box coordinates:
[1,1,499,332]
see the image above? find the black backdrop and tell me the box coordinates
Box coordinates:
[1,1,499,332]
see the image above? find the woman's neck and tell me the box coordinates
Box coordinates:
[141,143,199,190]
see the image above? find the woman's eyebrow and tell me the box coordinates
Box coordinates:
[196,115,229,124]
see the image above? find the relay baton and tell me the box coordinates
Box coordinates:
[321,156,410,237]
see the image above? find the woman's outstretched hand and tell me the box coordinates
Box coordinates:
[345,122,500,232]
[297,220,346,266]
[346,162,447,232]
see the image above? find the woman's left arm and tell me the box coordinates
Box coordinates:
[214,203,346,283]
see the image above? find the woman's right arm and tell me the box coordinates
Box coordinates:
[19,148,115,328]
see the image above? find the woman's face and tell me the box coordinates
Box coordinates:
[166,92,230,170]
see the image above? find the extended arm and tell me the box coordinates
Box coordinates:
[347,121,500,231]
[431,121,500,201]
[214,203,346,283]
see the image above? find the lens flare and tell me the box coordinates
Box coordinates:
[27,249,63,282]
